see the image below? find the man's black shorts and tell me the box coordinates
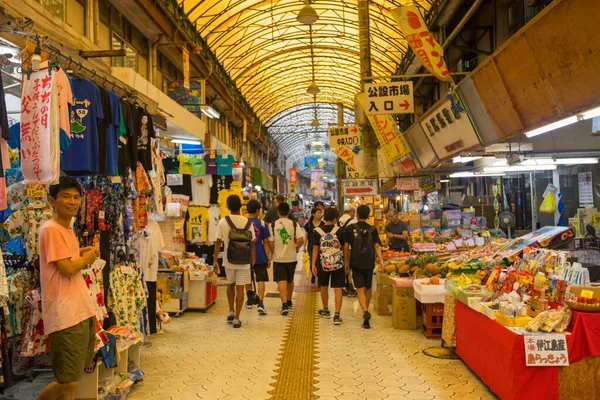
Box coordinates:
[252,263,269,282]
[352,269,374,289]
[318,267,345,288]
[274,262,296,283]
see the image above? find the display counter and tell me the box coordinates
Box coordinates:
[456,301,600,400]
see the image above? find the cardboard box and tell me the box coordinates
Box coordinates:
[376,273,394,285]
[409,215,421,230]
[378,284,393,297]
[570,285,600,299]
[392,287,417,330]
[374,292,392,316]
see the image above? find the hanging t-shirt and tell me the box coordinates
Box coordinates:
[137,110,154,171]
[204,153,217,175]
[106,91,121,176]
[97,87,113,175]
[190,175,212,206]
[62,78,103,173]
[190,155,206,176]
[177,153,193,175]
[249,217,270,264]
[217,189,243,219]
[163,156,192,197]
[48,64,73,138]
[210,174,233,204]
[216,154,235,175]
[117,100,130,175]
[0,74,10,140]
[187,206,209,244]
[208,205,220,242]
[120,101,139,171]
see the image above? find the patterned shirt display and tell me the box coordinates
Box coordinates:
[5,203,54,260]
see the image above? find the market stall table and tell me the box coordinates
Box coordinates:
[455,301,600,400]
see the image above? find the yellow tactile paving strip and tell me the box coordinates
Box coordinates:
[269,282,318,400]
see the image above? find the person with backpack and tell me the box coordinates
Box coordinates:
[214,195,256,328]
[245,200,271,315]
[303,207,323,285]
[344,205,385,329]
[268,202,304,315]
[338,205,358,297]
[311,207,346,325]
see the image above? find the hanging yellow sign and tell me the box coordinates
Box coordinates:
[357,93,412,166]
[392,6,453,83]
[182,46,190,90]
[333,146,359,171]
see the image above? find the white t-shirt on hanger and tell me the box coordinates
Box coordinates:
[208,205,220,242]
[190,174,212,206]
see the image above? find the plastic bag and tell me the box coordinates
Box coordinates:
[539,192,557,214]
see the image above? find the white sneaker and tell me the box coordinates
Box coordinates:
[257,304,267,315]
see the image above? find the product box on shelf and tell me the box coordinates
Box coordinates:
[570,285,600,299]
[494,312,532,327]
[467,297,483,312]
[480,302,497,320]
[413,278,448,304]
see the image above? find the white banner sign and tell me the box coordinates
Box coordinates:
[342,179,378,197]
[525,334,569,367]
[364,82,414,115]
[328,126,363,148]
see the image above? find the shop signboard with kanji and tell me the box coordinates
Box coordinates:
[328,126,363,148]
[364,82,414,115]
[524,334,569,367]
[342,179,378,197]
[289,168,297,184]
[346,165,361,179]
[419,98,481,160]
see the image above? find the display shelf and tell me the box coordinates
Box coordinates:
[187,274,217,311]
[75,340,142,400]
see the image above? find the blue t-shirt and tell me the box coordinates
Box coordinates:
[249,217,270,264]
[106,91,121,176]
[62,77,103,173]
[216,154,234,176]
[9,122,71,165]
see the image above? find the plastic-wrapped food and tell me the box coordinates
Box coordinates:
[526,311,549,332]
[541,309,565,332]
[554,309,572,333]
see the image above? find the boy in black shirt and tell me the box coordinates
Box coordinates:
[344,205,385,329]
[312,208,346,325]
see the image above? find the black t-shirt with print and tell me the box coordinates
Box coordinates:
[209,174,233,204]
[304,218,323,246]
[163,156,192,197]
[137,110,155,171]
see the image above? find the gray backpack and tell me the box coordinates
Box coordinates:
[225,216,253,265]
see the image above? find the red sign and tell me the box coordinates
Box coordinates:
[289,168,297,184]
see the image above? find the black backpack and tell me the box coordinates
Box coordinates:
[225,216,253,265]
[351,224,376,266]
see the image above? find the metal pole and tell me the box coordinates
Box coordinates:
[365,72,470,81]
[336,103,344,210]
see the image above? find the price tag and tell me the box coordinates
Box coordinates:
[581,289,594,299]
[26,185,46,198]
[475,237,485,247]
[167,174,183,186]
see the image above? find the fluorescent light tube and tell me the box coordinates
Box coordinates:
[440,179,450,183]
[525,116,578,138]
[581,106,600,120]
[449,172,505,178]
[312,141,322,146]
[452,156,482,163]
[200,105,220,119]
[171,139,202,145]
[483,165,557,173]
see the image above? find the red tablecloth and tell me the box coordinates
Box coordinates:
[455,302,600,400]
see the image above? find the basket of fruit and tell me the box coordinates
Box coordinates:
[565,298,600,312]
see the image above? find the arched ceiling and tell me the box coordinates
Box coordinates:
[181,0,431,175]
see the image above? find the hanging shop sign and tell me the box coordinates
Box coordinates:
[26,184,47,198]
[333,146,359,171]
[364,82,414,115]
[419,97,481,160]
[290,182,297,193]
[419,176,436,194]
[310,169,322,189]
[328,126,363,147]
[392,6,452,83]
[315,181,325,197]
[397,178,419,191]
[357,93,412,167]
[243,119,247,142]
[304,155,319,167]
[289,168,297,184]
[346,165,362,179]
[182,46,190,91]
[342,179,378,197]
[525,334,569,367]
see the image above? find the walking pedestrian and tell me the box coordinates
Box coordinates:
[312,207,346,325]
[304,207,323,285]
[214,195,256,328]
[269,202,304,315]
[338,205,358,297]
[344,205,385,329]
[245,200,271,315]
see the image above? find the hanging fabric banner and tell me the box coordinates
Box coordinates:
[182,46,190,90]
[356,93,412,169]
[310,169,322,189]
[21,70,56,184]
[289,168,297,184]
[392,6,452,83]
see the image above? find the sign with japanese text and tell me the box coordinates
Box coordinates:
[333,146,359,171]
[182,47,190,91]
[342,179,378,197]
[289,168,297,184]
[315,181,325,197]
[392,6,452,83]
[328,126,363,148]
[525,334,569,367]
[304,156,319,167]
[290,182,296,193]
[397,178,419,191]
[310,169,322,189]
[21,70,54,184]
[419,175,436,194]
[26,184,46,198]
[419,98,481,160]
[346,165,362,179]
[357,93,412,167]
[364,82,414,115]
[243,119,247,142]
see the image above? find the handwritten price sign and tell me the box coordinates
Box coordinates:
[26,184,46,199]
[525,334,569,367]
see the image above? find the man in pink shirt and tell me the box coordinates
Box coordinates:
[37,176,99,400]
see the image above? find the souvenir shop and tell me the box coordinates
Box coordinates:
[0,33,171,398]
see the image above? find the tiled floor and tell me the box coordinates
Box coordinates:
[2,260,498,400]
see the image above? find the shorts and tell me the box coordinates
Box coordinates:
[49,316,95,383]
[352,269,374,289]
[273,262,296,283]
[252,263,269,282]
[318,267,346,288]
[225,267,251,286]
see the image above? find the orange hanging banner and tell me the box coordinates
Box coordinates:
[392,6,453,83]
[289,168,297,184]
